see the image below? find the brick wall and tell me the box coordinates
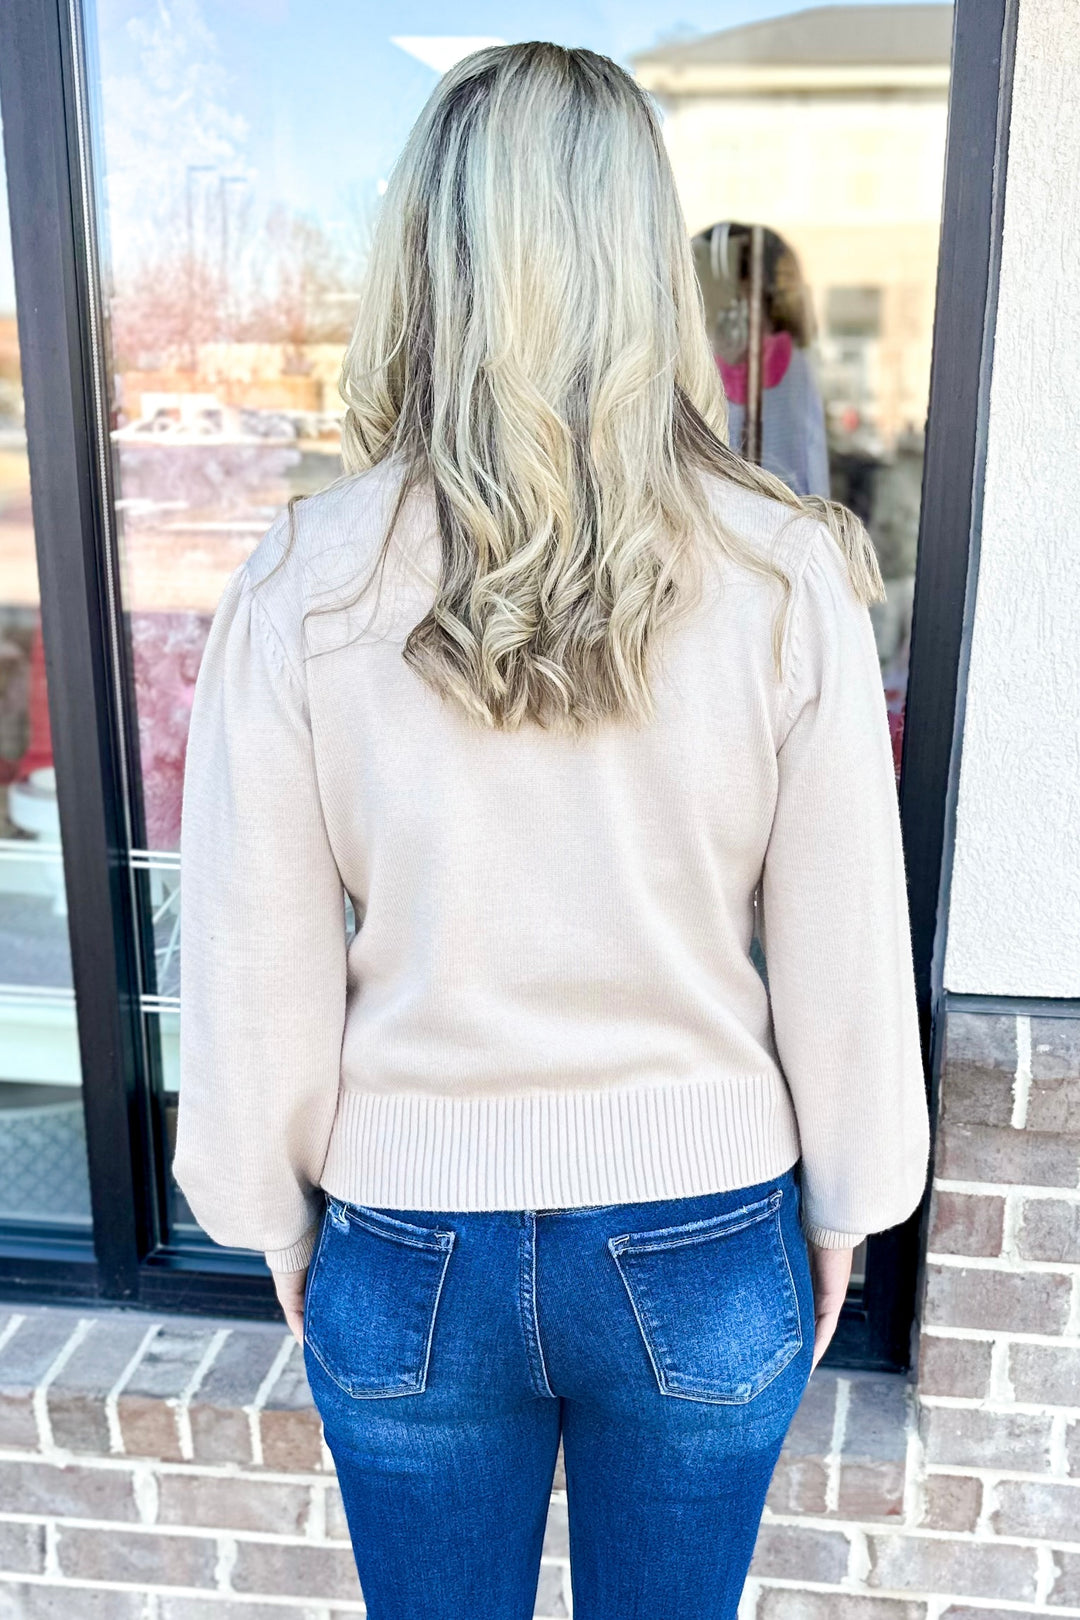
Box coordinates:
[0,1003,1076,1618]
[739,1003,1080,1620]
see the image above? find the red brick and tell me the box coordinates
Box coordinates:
[160,1604,324,1620]
[189,1402,253,1470]
[0,1459,137,1521]
[1008,1341,1080,1406]
[1029,1018,1080,1132]
[928,1190,1005,1257]
[923,1263,1072,1334]
[0,1587,145,1618]
[46,1318,154,1455]
[116,1327,224,1461]
[187,1327,289,1467]
[230,1540,361,1600]
[259,1404,325,1472]
[258,1341,325,1472]
[749,1522,850,1583]
[843,1374,909,1459]
[917,1334,992,1398]
[0,1518,46,1573]
[114,1395,182,1461]
[758,1596,925,1620]
[921,1405,1052,1471]
[939,1012,1016,1126]
[324,1482,351,1541]
[56,1525,218,1587]
[1016,1197,1080,1263]
[0,1313,85,1448]
[941,1612,1037,1620]
[766,1455,830,1514]
[766,1372,838,1513]
[156,1470,311,1534]
[837,1460,905,1519]
[936,1122,1080,1188]
[919,1472,982,1532]
[1050,1549,1080,1607]
[785,1371,841,1453]
[867,1534,1037,1600]
[990,1478,1080,1539]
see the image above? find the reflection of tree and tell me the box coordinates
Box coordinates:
[243,207,356,353]
[110,215,218,368]
[101,0,365,369]
[102,0,248,370]
[110,198,357,369]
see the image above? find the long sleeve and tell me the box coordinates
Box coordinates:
[760,524,931,1248]
[174,553,348,1274]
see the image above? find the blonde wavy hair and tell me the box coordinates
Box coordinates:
[281,40,883,731]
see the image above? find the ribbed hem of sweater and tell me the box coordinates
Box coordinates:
[319,1072,802,1212]
[802,1222,867,1249]
[265,1223,320,1274]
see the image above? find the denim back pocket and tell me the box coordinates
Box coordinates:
[304,1199,456,1399]
[607,1187,802,1405]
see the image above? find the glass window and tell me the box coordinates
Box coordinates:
[0,109,90,1233]
[82,3,951,1283]
[638,9,952,1293]
[639,7,952,789]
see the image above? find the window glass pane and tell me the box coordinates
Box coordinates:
[84,3,950,1267]
[0,111,91,1233]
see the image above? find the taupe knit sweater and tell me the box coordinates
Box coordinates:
[174,461,930,1272]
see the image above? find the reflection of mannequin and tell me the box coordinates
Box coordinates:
[692,223,830,498]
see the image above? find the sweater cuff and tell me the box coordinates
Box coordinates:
[802,1220,866,1250]
[264,1222,320,1275]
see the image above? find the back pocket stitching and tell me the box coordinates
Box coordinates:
[305,1223,456,1400]
[609,1191,781,1257]
[336,1202,455,1253]
[609,1199,802,1406]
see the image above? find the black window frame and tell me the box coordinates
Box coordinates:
[0,0,1018,1363]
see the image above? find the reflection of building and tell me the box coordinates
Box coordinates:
[633,4,952,449]
[116,342,347,431]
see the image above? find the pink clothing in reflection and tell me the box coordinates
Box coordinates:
[716,329,793,404]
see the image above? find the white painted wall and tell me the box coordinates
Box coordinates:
[944,0,1080,994]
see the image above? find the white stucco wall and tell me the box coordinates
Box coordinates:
[943,0,1080,995]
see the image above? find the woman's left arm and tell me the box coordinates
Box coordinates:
[174,549,347,1278]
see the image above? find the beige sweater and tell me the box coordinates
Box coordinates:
[174,461,930,1273]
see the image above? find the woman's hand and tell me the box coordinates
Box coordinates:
[807,1243,854,1371]
[272,1267,308,1346]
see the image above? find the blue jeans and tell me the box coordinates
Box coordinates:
[303,1164,814,1620]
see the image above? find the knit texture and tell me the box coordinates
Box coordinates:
[174,461,931,1272]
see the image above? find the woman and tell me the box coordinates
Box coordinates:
[175,41,930,1620]
[692,221,832,498]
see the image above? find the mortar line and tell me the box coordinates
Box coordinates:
[1011,1013,1032,1128]
[104,1324,162,1455]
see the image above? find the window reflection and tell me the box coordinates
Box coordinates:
[636,5,951,785]
[0,112,90,1229]
[694,223,831,496]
